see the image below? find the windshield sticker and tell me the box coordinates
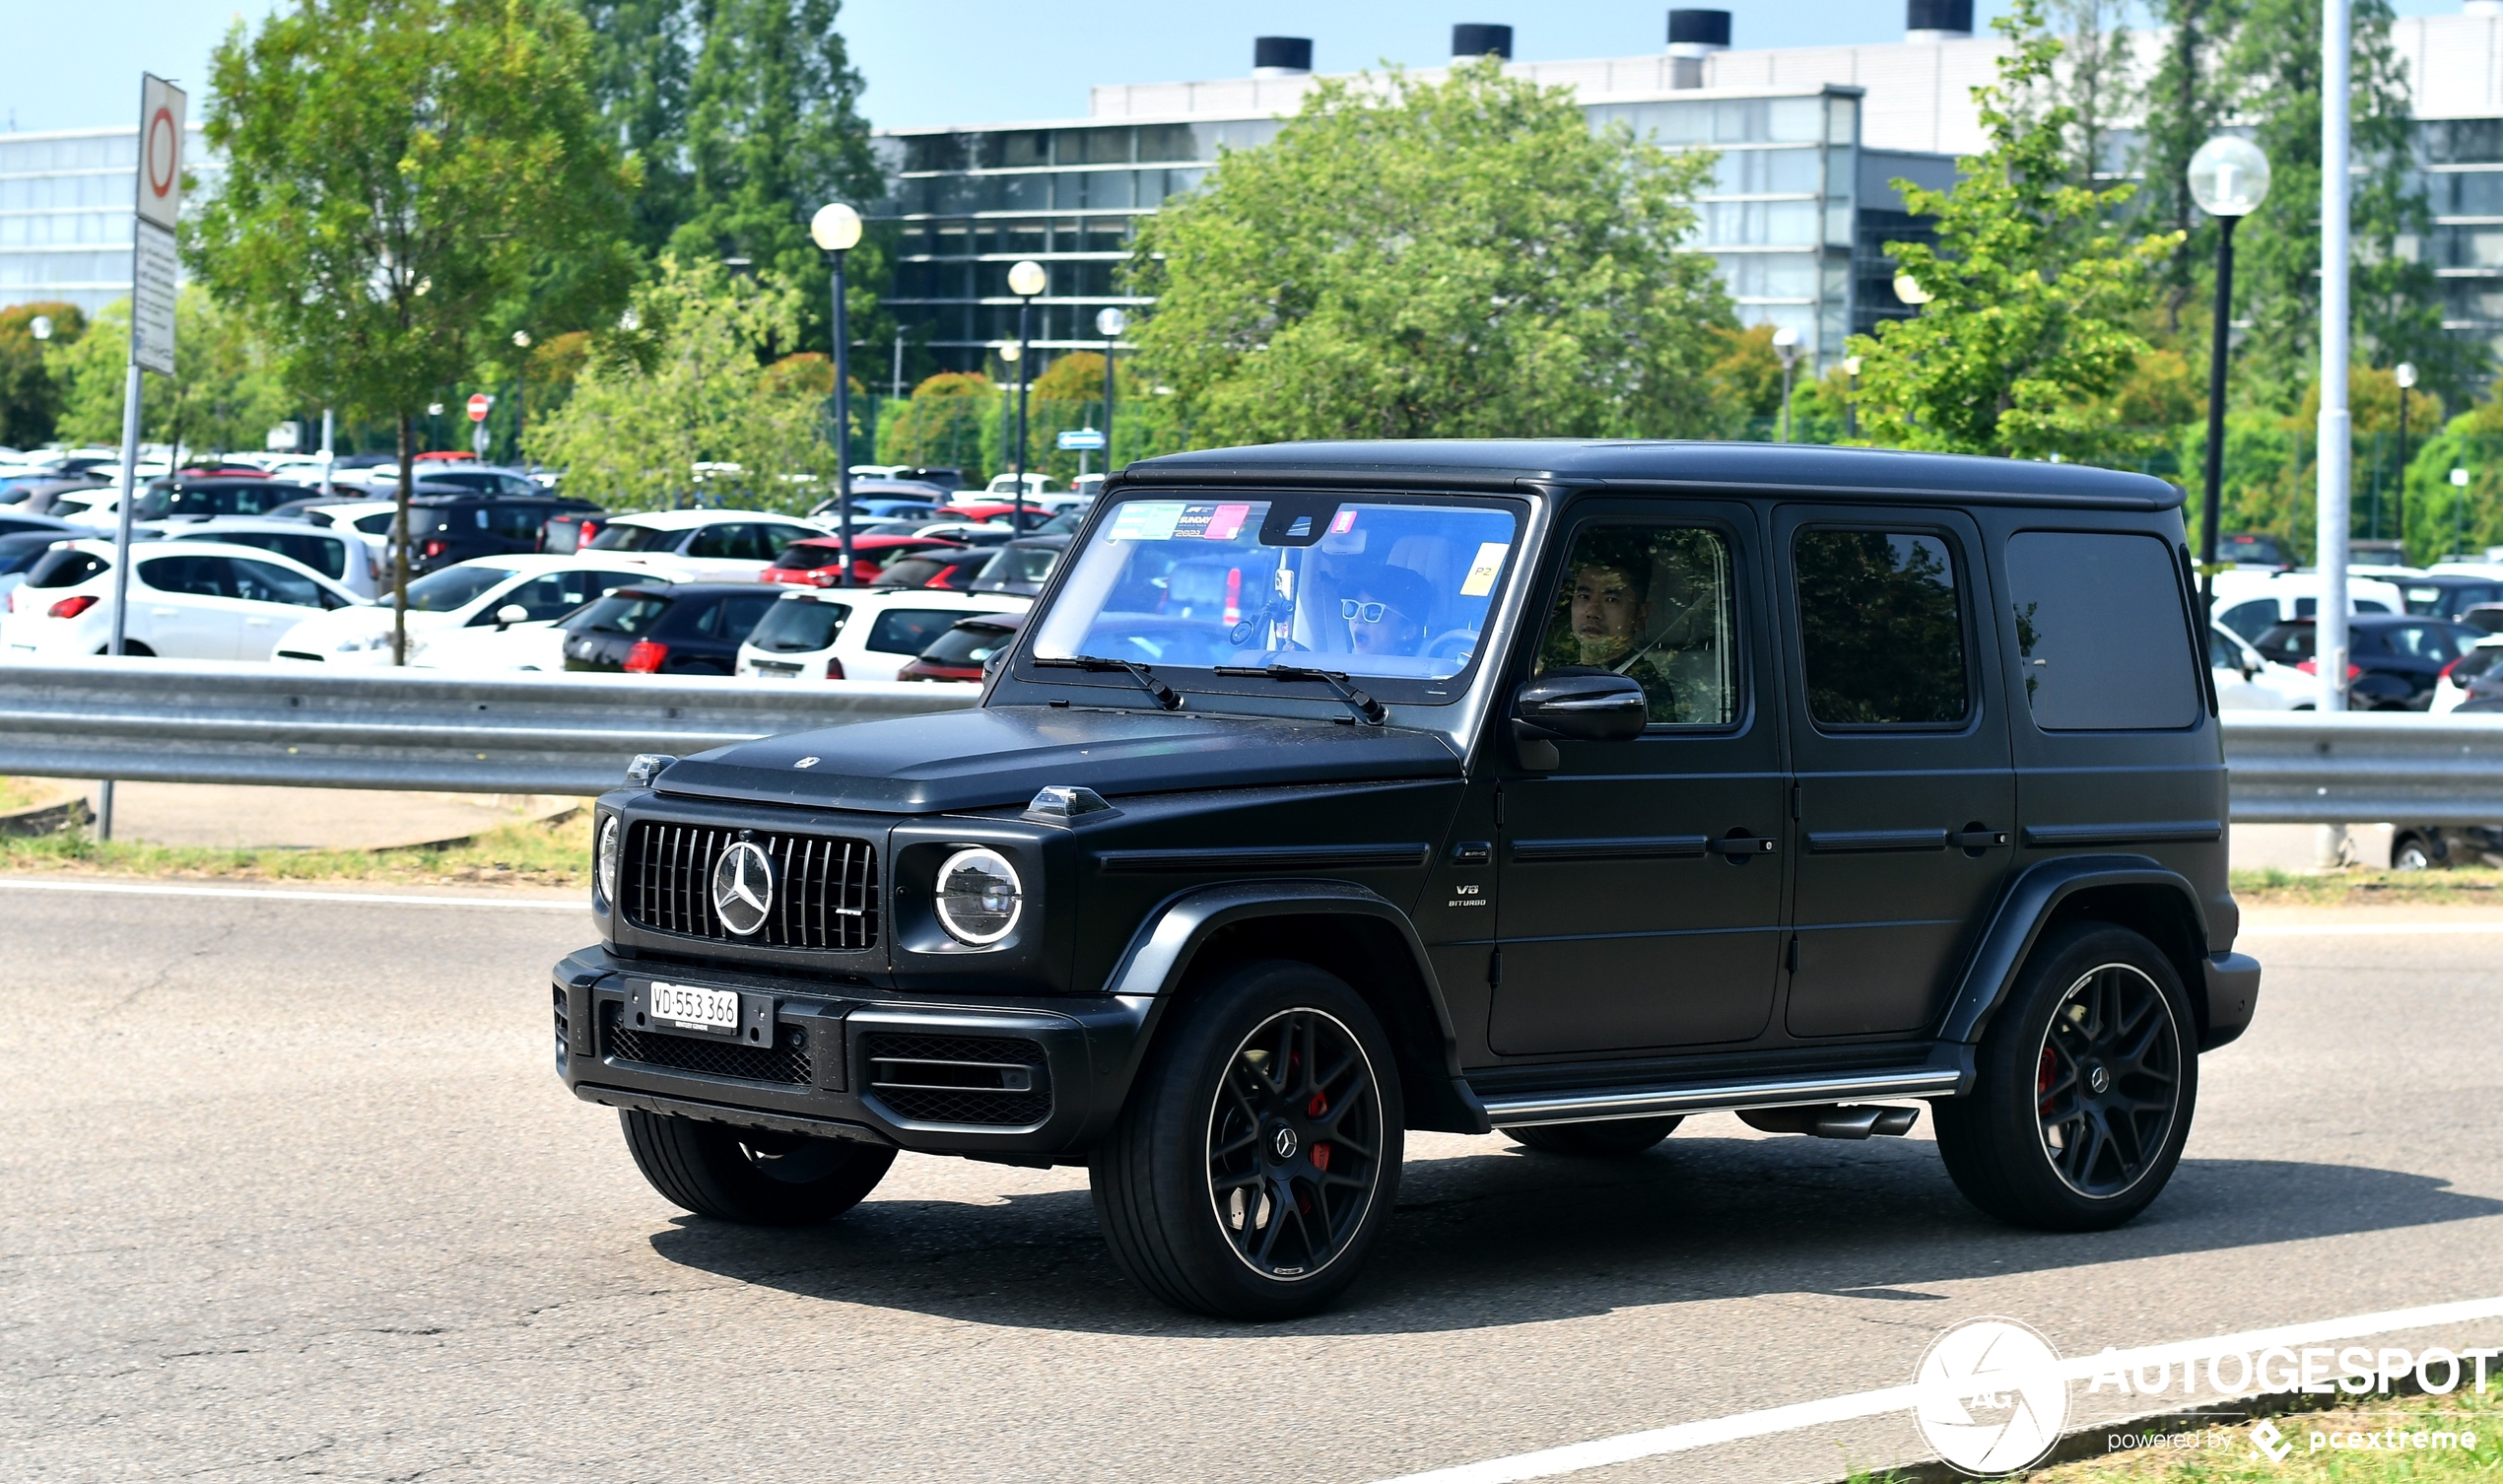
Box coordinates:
[1108,502,1186,541]
[1459,541,1510,597]
[1203,504,1252,541]
[1330,509,1359,534]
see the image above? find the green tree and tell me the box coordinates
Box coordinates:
[0,302,85,449]
[878,371,994,478]
[670,0,884,354]
[525,255,834,511]
[45,289,294,454]
[1848,0,2179,463]
[191,0,638,660]
[2134,0,2241,334]
[1128,58,1737,445]
[2220,0,2473,403]
[2047,0,2138,189]
[581,0,696,258]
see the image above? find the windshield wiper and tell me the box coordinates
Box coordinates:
[1032,654,1183,710]
[1213,663,1387,725]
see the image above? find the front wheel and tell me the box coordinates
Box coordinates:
[1509,1116,1683,1156]
[1932,924,2196,1231]
[1090,960,1404,1320]
[619,1110,895,1226]
[2393,833,2439,871]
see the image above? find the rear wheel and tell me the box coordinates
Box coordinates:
[1933,924,2196,1231]
[619,1110,895,1226]
[2393,833,2439,871]
[1509,1116,1683,1156]
[1090,960,1403,1320]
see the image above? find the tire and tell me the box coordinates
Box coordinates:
[2393,834,2438,872]
[619,1110,896,1226]
[1932,923,2197,1232]
[1509,1116,1683,1156]
[1089,959,1404,1320]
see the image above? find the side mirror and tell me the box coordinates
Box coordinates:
[496,603,530,629]
[1513,671,1648,769]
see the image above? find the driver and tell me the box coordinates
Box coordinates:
[1343,565,1434,658]
[1541,540,1719,723]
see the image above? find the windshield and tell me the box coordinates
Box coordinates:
[403,565,517,613]
[585,522,668,552]
[1032,496,1521,692]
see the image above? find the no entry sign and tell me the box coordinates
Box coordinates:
[467,393,494,423]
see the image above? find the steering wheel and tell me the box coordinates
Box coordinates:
[1425,628,1479,662]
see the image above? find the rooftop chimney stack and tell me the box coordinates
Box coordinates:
[1666,9,1731,88]
[1451,24,1514,63]
[1906,0,1975,41]
[1252,35,1314,77]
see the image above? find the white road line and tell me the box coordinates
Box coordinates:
[1373,1295,2503,1484]
[0,877,581,911]
[2238,920,2503,937]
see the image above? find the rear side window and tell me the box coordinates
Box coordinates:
[138,555,237,597]
[2217,599,2277,643]
[2255,623,2314,663]
[230,558,327,607]
[921,620,1017,665]
[585,522,666,552]
[687,523,759,560]
[868,607,971,654]
[1793,529,1969,726]
[576,592,671,636]
[27,548,106,588]
[695,591,780,640]
[2005,533,2200,730]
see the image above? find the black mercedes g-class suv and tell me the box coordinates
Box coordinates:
[554,440,2261,1319]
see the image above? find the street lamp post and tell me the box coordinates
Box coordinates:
[812,202,864,586]
[510,329,531,465]
[1097,305,1127,477]
[1770,326,1801,443]
[2453,466,2471,559]
[1841,355,1861,440]
[2395,361,2417,558]
[2187,134,2272,621]
[1007,259,1047,531]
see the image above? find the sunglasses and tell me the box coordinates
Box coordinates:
[1341,599,1396,623]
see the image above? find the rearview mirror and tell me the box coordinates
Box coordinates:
[496,603,530,628]
[1514,670,1649,747]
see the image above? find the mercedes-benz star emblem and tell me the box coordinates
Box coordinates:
[710,842,777,936]
[1271,1126,1300,1161]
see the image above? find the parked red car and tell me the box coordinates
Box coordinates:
[895,611,1024,682]
[759,534,968,587]
[872,550,995,591]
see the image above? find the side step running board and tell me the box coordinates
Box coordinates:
[1476,1066,1961,1129]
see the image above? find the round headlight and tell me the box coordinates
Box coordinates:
[934,847,1022,945]
[595,816,621,909]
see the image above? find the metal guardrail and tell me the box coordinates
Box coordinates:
[0,659,979,796]
[3,660,2503,821]
[2217,711,2503,824]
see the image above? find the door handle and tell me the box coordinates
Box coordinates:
[1709,833,1779,856]
[1948,827,2010,850]
[149,607,177,617]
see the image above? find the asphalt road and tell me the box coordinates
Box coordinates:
[6,883,2501,1484]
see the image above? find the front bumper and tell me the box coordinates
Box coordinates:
[552,946,1153,1161]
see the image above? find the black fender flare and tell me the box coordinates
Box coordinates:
[1936,854,2222,1047]
[1094,879,1491,1134]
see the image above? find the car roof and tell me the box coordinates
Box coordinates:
[610,508,818,530]
[1116,439,2186,510]
[440,553,661,576]
[775,585,1030,612]
[164,517,351,536]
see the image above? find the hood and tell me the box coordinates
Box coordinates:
[657,704,1463,814]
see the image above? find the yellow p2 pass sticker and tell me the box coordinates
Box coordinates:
[1459,541,1509,597]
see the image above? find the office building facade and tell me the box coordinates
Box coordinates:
[0,124,220,318]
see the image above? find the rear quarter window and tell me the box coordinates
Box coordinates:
[2005,531,2201,730]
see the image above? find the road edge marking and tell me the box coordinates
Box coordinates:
[0,877,582,911]
[1371,1295,2503,1484]
[2237,920,2503,936]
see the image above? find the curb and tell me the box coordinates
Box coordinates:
[0,782,91,839]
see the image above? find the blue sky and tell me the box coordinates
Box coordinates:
[4,0,2474,134]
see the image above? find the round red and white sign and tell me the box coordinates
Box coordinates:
[146,106,179,199]
[466,393,493,423]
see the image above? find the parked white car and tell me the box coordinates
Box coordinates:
[579,509,830,580]
[734,587,1031,682]
[270,555,664,665]
[2208,623,2307,709]
[154,517,382,599]
[2209,569,2407,646]
[2,539,363,660]
[2431,633,2503,713]
[405,593,626,673]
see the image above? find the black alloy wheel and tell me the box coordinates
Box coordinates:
[1933,923,2197,1231]
[1205,1008,1387,1280]
[2032,964,2184,1199]
[1090,959,1405,1319]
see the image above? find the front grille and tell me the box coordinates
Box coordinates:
[624,819,878,951]
[862,1032,1051,1126]
[602,1002,812,1085]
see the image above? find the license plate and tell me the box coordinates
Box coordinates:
[650,980,739,1032]
[753,661,799,679]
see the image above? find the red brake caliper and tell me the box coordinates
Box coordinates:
[2038,1046,2058,1115]
[1307,1091,1329,1171]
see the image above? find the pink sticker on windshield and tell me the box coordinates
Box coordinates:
[1329,509,1358,534]
[1204,504,1251,541]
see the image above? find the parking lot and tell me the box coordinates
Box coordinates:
[3,882,2499,1483]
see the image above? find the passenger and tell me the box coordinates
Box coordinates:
[1343,565,1435,658]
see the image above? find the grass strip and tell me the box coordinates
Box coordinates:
[0,808,591,890]
[2231,866,2503,910]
